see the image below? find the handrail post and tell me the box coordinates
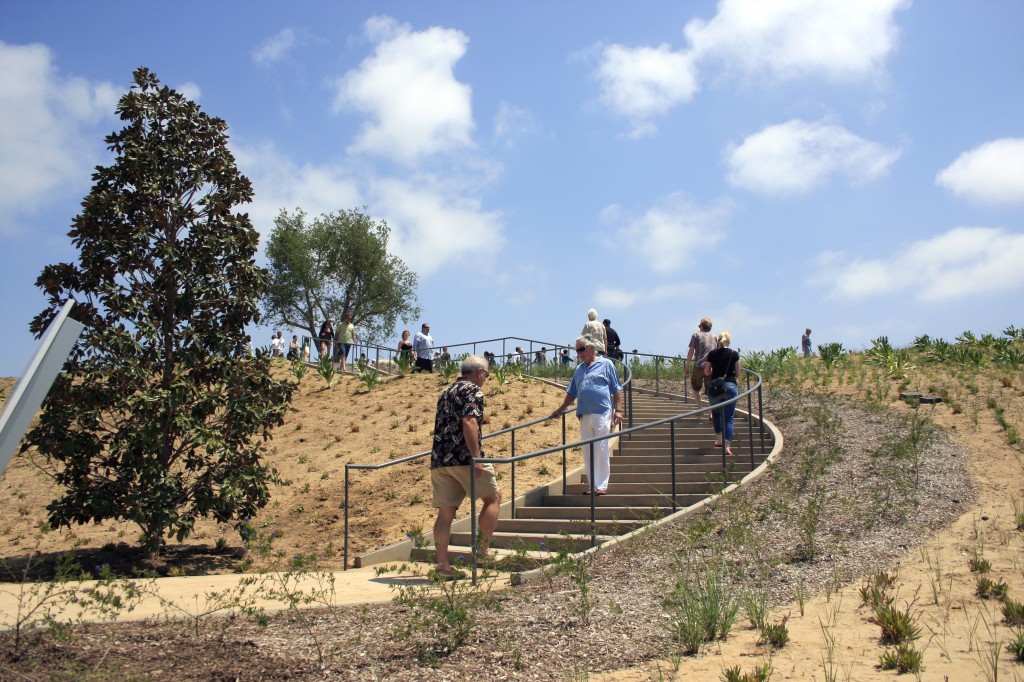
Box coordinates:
[655,357,660,396]
[589,442,597,549]
[343,465,350,570]
[470,462,478,585]
[511,430,517,519]
[670,420,677,513]
[561,414,568,495]
[758,383,766,454]
[746,373,754,468]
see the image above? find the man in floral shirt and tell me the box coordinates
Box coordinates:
[430,355,501,577]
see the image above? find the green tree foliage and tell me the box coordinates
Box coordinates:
[263,207,420,344]
[27,68,294,558]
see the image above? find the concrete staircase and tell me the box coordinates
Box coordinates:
[402,389,774,572]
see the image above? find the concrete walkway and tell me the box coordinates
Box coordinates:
[0,565,511,628]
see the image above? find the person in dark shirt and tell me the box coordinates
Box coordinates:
[430,355,501,577]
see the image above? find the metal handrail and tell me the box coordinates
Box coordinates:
[466,367,763,581]
[342,337,767,572]
[343,351,631,568]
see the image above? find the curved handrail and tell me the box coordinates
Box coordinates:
[341,337,769,573]
[464,367,764,580]
[342,349,632,567]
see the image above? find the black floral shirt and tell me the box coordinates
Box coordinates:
[431,377,484,468]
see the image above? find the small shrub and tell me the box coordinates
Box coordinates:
[976,576,1009,600]
[759,616,789,649]
[878,643,923,674]
[969,556,991,573]
[870,602,920,645]
[722,663,772,682]
[1002,597,1024,627]
[1007,629,1024,663]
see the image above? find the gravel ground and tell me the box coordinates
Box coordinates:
[0,388,975,681]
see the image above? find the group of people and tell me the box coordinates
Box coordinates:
[686,317,741,456]
[580,309,624,360]
[397,323,437,372]
[316,315,358,371]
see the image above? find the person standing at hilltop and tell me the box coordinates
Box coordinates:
[430,355,501,578]
[603,319,622,360]
[413,322,434,373]
[686,317,717,411]
[802,328,812,358]
[337,313,356,372]
[551,336,623,496]
[582,308,607,355]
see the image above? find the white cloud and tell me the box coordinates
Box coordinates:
[596,282,710,309]
[936,138,1024,206]
[0,41,119,234]
[232,142,363,238]
[725,119,900,195]
[374,176,504,276]
[594,44,699,137]
[176,81,201,102]
[591,0,908,133]
[811,226,1024,302]
[493,102,540,148]
[332,16,474,165]
[684,0,910,82]
[607,193,730,273]
[251,28,298,65]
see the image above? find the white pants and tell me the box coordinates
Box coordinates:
[579,412,612,491]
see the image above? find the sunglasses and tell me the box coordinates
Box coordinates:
[575,346,588,353]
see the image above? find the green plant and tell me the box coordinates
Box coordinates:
[743,588,770,631]
[1002,597,1024,627]
[662,559,740,655]
[551,549,595,626]
[1007,628,1024,663]
[976,575,1009,600]
[290,358,307,382]
[817,342,845,372]
[438,360,459,382]
[318,354,336,387]
[25,69,297,560]
[970,556,992,573]
[359,366,383,391]
[0,544,146,653]
[722,662,772,682]
[394,350,413,375]
[386,563,500,664]
[870,600,921,645]
[759,616,789,649]
[878,643,923,674]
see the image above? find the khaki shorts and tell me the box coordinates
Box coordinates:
[431,464,499,508]
[690,363,706,393]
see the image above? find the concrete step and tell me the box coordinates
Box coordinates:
[410,546,562,570]
[449,531,610,553]
[495,517,644,535]
[513,505,671,522]
[566,481,732,495]
[582,471,746,484]
[542,493,710,508]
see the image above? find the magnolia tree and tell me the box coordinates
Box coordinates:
[262,207,421,345]
[27,68,294,558]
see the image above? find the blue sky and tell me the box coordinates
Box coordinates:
[2,1,1023,377]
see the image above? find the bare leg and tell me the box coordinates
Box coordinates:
[433,506,457,570]
[476,492,502,554]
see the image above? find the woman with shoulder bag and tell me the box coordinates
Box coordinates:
[703,331,741,456]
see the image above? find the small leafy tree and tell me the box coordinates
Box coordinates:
[26,67,294,558]
[263,207,421,344]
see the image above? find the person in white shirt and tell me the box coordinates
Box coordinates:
[413,323,434,373]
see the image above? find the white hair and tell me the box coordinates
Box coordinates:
[587,308,598,321]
